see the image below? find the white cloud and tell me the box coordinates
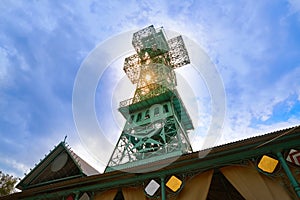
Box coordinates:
[220,66,300,143]
[220,117,300,146]
[0,47,12,88]
[252,66,300,118]
[73,0,300,159]
[1,0,299,176]
[168,1,300,145]
[0,157,29,177]
[288,0,300,15]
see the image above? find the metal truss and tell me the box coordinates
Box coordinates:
[107,116,191,167]
[123,26,190,105]
[106,25,193,171]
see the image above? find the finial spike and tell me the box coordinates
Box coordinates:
[64,135,67,143]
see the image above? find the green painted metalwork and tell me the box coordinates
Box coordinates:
[25,174,83,189]
[276,151,300,198]
[74,191,80,200]
[106,25,193,172]
[14,129,300,200]
[7,24,300,200]
[161,177,166,200]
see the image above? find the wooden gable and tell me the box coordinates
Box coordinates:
[16,142,98,190]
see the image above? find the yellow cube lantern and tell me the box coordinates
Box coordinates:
[166,176,182,192]
[258,155,279,173]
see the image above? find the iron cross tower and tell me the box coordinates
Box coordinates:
[105,25,194,172]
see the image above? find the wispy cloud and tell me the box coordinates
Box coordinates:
[0,157,29,177]
[0,0,299,176]
[0,48,9,84]
[288,0,300,15]
[220,65,300,143]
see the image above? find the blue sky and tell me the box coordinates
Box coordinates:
[1,0,300,177]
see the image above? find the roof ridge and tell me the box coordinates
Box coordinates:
[63,143,99,176]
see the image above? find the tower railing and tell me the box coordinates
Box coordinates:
[119,98,134,107]
[119,80,175,108]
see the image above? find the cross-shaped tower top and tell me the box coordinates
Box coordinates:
[122,25,190,105]
[106,25,193,172]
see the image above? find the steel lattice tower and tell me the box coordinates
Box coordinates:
[105,25,194,172]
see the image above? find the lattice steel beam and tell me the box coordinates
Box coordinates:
[168,36,190,69]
